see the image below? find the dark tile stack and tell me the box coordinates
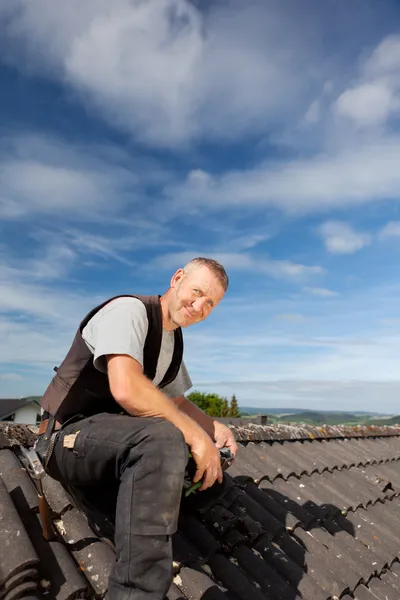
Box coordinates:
[2,423,400,599]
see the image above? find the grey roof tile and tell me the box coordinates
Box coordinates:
[0,478,39,591]
[354,585,380,599]
[3,580,39,600]
[232,544,299,600]
[0,449,38,513]
[2,422,400,599]
[244,481,302,530]
[304,525,363,590]
[41,474,73,516]
[228,448,266,481]
[230,423,400,442]
[257,480,317,529]
[244,442,299,480]
[253,535,327,600]
[227,489,284,538]
[173,566,227,600]
[380,568,400,592]
[271,440,320,476]
[345,510,398,566]
[55,508,115,597]
[172,533,203,568]
[292,527,348,597]
[368,576,398,600]
[166,582,187,599]
[178,514,221,561]
[24,512,89,600]
[207,553,268,600]
[292,439,335,473]
[324,516,381,578]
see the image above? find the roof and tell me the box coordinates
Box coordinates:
[0,398,40,419]
[2,420,400,600]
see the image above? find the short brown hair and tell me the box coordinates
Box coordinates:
[183,257,229,291]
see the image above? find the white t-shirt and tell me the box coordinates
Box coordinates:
[81,297,192,398]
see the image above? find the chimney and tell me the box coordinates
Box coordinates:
[258,415,268,425]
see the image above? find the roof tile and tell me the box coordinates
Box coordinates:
[354,584,380,599]
[55,508,115,597]
[174,566,227,600]
[0,449,38,513]
[0,478,39,591]
[2,422,400,599]
[368,575,398,600]
[207,553,267,600]
[24,512,89,600]
[41,474,73,516]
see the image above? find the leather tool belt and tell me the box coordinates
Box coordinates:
[38,419,62,435]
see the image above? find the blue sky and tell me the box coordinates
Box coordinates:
[1,0,400,412]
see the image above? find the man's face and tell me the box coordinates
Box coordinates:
[169,265,225,328]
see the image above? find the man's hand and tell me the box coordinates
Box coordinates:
[214,421,239,458]
[189,429,223,491]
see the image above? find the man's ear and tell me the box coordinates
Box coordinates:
[170,268,184,288]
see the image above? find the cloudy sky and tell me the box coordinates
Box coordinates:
[1,0,400,412]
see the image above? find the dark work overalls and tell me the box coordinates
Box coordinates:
[37,295,188,600]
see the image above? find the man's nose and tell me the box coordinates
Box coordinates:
[192,297,206,313]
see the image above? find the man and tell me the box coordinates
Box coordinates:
[38,257,238,600]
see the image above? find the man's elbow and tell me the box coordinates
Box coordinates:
[172,395,186,408]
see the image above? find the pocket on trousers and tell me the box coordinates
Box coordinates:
[60,422,93,459]
[71,426,94,458]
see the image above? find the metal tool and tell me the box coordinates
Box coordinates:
[19,446,56,541]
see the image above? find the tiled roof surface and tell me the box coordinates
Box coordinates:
[2,422,400,599]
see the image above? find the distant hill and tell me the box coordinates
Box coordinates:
[239,406,398,427]
[240,407,314,416]
[364,416,400,426]
[274,411,364,426]
[240,406,389,417]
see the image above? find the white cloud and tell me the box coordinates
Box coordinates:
[364,35,400,78]
[379,221,400,238]
[303,99,321,125]
[335,82,397,127]
[316,221,371,254]
[304,287,338,297]
[0,373,23,382]
[0,0,326,147]
[153,251,324,281]
[333,35,400,128]
[0,134,142,221]
[165,136,400,214]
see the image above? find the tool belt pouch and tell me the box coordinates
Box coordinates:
[35,416,58,471]
[35,432,58,471]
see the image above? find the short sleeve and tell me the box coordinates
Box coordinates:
[82,298,149,373]
[162,360,193,398]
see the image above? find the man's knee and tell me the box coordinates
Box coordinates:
[145,420,188,465]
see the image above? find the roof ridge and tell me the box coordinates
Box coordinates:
[230,422,400,442]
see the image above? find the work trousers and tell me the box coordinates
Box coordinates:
[46,413,188,600]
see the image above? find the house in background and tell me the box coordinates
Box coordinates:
[0,398,41,424]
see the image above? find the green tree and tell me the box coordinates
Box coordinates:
[221,398,230,417]
[229,394,240,417]
[187,391,227,417]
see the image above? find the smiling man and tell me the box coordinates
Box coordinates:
[37,257,238,600]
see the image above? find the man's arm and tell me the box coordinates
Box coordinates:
[173,395,238,458]
[107,354,223,490]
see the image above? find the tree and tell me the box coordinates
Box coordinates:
[187,391,227,417]
[229,394,240,417]
[221,398,230,417]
